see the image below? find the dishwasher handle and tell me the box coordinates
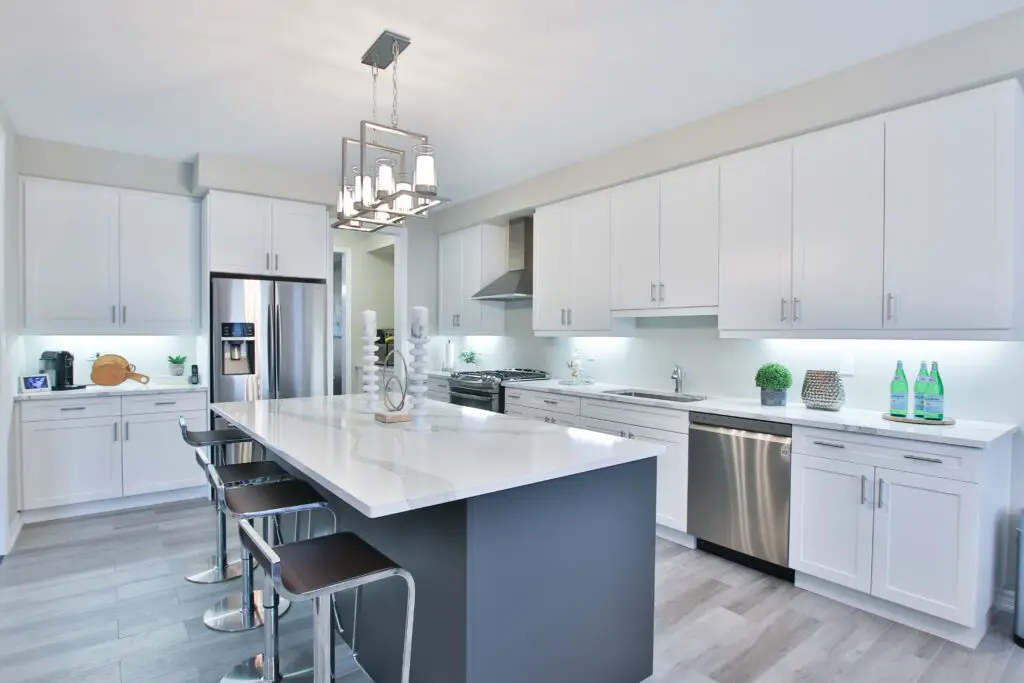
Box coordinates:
[688,421,793,446]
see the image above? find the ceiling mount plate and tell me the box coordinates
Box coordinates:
[361,30,411,69]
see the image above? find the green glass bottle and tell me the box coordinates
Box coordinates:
[889,361,909,417]
[913,361,929,419]
[925,362,944,420]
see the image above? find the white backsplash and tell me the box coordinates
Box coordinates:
[21,335,203,385]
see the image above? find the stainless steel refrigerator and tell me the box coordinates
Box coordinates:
[211,276,327,403]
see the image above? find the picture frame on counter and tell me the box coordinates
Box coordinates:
[20,374,52,393]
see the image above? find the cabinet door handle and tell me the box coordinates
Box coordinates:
[60,406,87,412]
[812,440,845,449]
[886,293,895,321]
[903,454,943,464]
[792,297,799,322]
[122,305,127,324]
[275,254,279,271]
[650,283,656,302]
[620,430,627,437]
[567,308,572,326]
[154,400,177,406]
[124,421,129,441]
[455,314,460,327]
[659,283,665,302]
[860,475,867,505]
[877,478,884,509]
[507,394,521,400]
[543,399,557,405]
[628,432,635,439]
[113,422,118,442]
[561,308,566,326]
[111,305,117,323]
[780,298,788,321]
[266,253,270,270]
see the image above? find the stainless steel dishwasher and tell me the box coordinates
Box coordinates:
[687,412,793,572]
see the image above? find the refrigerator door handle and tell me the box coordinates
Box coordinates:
[266,303,274,400]
[275,302,282,399]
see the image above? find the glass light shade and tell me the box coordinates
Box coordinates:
[375,158,396,200]
[341,185,356,217]
[413,144,437,195]
[395,177,413,212]
[352,166,373,207]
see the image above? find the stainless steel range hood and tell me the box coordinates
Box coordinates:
[471,216,533,301]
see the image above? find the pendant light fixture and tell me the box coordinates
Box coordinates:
[333,31,448,232]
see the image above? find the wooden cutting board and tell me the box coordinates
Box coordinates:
[91,355,150,386]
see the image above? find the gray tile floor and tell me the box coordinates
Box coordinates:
[0,499,1020,683]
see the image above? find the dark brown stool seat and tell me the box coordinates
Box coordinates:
[219,460,288,487]
[274,533,398,596]
[224,480,326,518]
[183,426,252,447]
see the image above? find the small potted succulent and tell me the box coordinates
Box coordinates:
[459,350,478,369]
[168,355,187,377]
[755,362,792,406]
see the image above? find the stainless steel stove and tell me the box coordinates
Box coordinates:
[448,369,550,412]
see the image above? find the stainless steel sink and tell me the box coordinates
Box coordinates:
[603,390,706,403]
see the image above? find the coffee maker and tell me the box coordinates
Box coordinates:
[39,351,83,391]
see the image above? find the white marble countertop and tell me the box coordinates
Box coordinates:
[211,395,664,518]
[508,380,1016,448]
[15,382,207,401]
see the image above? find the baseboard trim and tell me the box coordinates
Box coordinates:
[656,525,696,549]
[996,589,1015,614]
[796,572,987,649]
[6,513,24,554]
[19,487,206,525]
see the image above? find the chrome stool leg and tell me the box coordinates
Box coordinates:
[187,445,242,584]
[312,595,335,683]
[204,521,290,632]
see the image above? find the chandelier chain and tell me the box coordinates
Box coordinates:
[391,40,400,128]
[371,63,379,143]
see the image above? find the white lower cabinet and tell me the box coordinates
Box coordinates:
[790,427,1001,632]
[871,468,977,625]
[790,453,874,593]
[22,416,123,509]
[505,404,580,428]
[122,410,208,497]
[426,376,449,403]
[20,391,208,511]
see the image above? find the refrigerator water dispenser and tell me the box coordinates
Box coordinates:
[221,322,255,376]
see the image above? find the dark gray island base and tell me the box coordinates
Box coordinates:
[321,457,657,683]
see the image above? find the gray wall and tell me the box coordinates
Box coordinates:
[0,102,18,552]
[428,8,1024,233]
[194,153,336,206]
[17,136,193,196]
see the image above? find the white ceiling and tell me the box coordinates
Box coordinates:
[1,0,1023,204]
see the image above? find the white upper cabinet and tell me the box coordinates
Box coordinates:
[610,178,660,311]
[118,190,201,333]
[533,201,573,332]
[883,82,1016,332]
[718,142,794,331]
[206,191,274,275]
[791,117,885,330]
[270,200,328,280]
[436,223,507,336]
[659,162,719,310]
[207,191,327,280]
[23,178,200,334]
[24,178,120,332]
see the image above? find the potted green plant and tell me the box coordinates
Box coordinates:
[755,362,792,406]
[168,355,187,377]
[459,350,478,369]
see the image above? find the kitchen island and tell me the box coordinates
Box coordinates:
[212,395,664,683]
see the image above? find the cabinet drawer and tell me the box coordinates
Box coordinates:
[504,390,581,416]
[21,397,121,422]
[121,391,207,415]
[582,398,688,433]
[427,377,449,395]
[505,405,581,428]
[793,427,981,483]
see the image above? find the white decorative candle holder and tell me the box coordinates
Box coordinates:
[407,306,430,431]
[362,310,379,411]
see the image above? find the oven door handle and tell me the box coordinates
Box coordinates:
[449,390,496,403]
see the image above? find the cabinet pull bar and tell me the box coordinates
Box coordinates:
[113,422,118,442]
[124,421,129,441]
[780,298,788,321]
[902,454,943,464]
[122,305,127,323]
[543,399,557,405]
[567,308,572,326]
[60,406,87,412]
[154,401,177,406]
[877,478,884,509]
[812,440,845,449]
[860,475,867,505]
[506,394,521,400]
[792,297,800,322]
[112,305,116,323]
[659,283,665,302]
[561,308,566,326]
[886,293,895,321]
[650,283,656,302]
[266,253,270,270]
[275,254,279,271]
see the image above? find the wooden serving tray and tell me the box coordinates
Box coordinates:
[375,412,411,424]
[881,414,956,426]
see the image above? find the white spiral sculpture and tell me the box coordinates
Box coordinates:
[407,306,430,431]
[362,310,379,411]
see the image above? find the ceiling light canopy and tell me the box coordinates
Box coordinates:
[333,30,448,233]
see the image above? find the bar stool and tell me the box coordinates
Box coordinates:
[197,447,334,634]
[180,417,288,584]
[239,521,416,683]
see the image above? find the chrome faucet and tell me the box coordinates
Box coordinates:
[670,365,684,393]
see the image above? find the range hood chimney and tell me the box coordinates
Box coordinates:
[471,217,533,301]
